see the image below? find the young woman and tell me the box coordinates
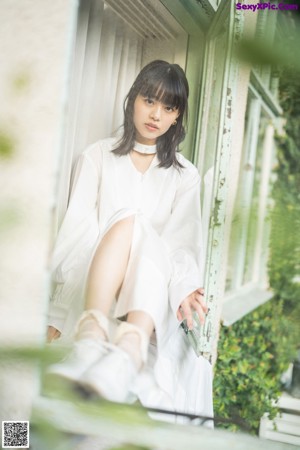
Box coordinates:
[47,60,213,420]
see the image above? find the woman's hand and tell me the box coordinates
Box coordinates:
[47,326,61,343]
[177,288,208,330]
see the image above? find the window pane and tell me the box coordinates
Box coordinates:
[225,92,261,292]
[243,113,268,284]
[225,91,274,294]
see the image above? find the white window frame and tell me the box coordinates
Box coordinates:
[221,85,279,326]
[183,0,241,358]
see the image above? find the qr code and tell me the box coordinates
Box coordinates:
[2,421,29,448]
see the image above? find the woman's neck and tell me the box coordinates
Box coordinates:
[133,141,157,155]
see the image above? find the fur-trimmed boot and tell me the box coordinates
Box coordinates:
[78,321,149,402]
[46,309,114,383]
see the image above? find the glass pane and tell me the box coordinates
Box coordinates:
[225,91,260,292]
[243,112,268,284]
[225,91,272,293]
[199,31,228,183]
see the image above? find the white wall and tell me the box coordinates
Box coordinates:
[0,0,75,421]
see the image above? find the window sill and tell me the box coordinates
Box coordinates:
[221,284,274,326]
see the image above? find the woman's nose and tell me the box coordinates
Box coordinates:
[150,104,162,121]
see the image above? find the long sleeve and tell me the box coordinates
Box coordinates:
[161,164,203,319]
[48,151,101,331]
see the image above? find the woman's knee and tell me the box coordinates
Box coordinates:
[95,215,135,253]
[114,215,135,230]
[104,215,135,241]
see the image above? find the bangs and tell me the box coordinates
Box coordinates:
[138,69,187,112]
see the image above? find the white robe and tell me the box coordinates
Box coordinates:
[48,137,213,421]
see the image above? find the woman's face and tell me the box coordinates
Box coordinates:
[133,94,179,145]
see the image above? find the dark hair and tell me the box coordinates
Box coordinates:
[112,60,189,169]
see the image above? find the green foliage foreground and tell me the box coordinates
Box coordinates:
[213,299,298,434]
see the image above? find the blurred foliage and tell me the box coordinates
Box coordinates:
[0,129,16,159]
[0,345,67,367]
[214,14,300,435]
[0,344,154,449]
[0,205,21,232]
[237,36,300,74]
[107,445,150,450]
[236,14,300,73]
[11,70,31,93]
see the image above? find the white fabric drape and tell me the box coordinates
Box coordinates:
[56,0,142,229]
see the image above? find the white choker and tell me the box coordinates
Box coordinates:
[133,141,157,155]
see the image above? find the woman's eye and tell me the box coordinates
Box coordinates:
[165,105,175,112]
[144,98,154,105]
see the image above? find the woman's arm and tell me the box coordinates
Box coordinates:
[161,163,207,327]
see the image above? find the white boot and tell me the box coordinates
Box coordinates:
[46,309,113,383]
[78,322,149,402]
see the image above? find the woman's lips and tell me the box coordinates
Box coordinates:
[145,123,159,131]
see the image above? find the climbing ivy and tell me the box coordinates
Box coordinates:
[214,300,297,433]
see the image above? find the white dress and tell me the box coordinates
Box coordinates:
[48,137,213,422]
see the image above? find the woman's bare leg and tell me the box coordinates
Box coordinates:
[127,311,154,337]
[86,216,135,313]
[77,216,135,340]
[83,216,154,367]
